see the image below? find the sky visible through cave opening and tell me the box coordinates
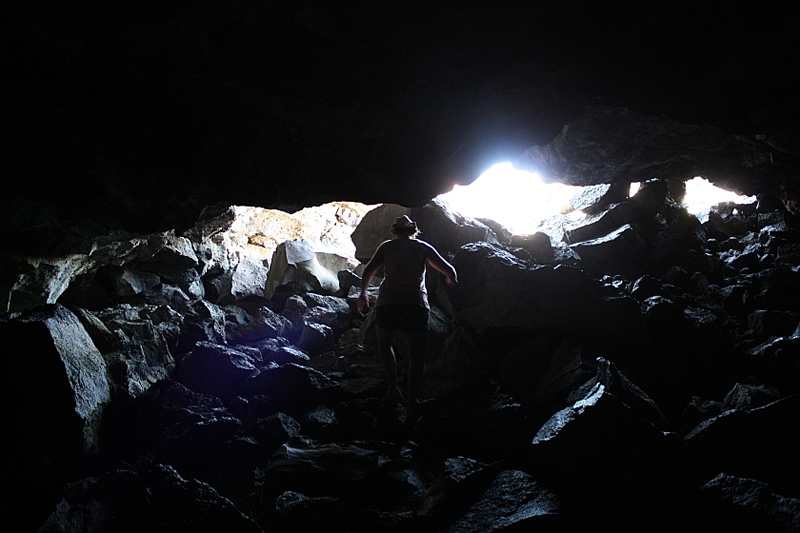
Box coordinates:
[437,162,756,235]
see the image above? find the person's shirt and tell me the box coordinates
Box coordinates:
[376,238,429,309]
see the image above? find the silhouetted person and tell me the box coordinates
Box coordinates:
[357,215,458,421]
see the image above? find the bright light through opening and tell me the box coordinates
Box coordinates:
[437,163,583,235]
[439,164,757,236]
[630,177,755,215]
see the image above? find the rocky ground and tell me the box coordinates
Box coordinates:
[3,181,799,532]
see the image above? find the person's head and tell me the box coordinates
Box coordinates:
[390,215,420,238]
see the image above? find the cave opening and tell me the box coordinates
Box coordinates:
[437,163,757,236]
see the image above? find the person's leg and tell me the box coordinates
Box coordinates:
[405,330,427,412]
[376,325,404,403]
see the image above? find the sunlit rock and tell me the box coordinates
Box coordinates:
[6,253,94,313]
[409,198,501,258]
[265,239,356,299]
[351,199,499,264]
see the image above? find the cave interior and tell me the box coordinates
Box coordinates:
[2,2,800,532]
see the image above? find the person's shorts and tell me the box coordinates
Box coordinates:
[375,305,429,334]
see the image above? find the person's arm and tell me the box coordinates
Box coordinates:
[357,243,386,312]
[421,242,458,287]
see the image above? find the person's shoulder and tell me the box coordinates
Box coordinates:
[412,238,438,253]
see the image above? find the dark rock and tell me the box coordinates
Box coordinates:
[257,436,379,500]
[176,341,260,403]
[443,469,563,533]
[680,396,724,433]
[37,463,261,533]
[176,299,227,353]
[448,242,644,341]
[297,321,335,356]
[570,223,646,278]
[239,305,293,342]
[246,363,340,412]
[722,382,782,411]
[747,309,800,337]
[630,274,663,301]
[565,201,638,244]
[416,455,499,522]
[530,380,678,499]
[254,340,311,366]
[685,394,800,498]
[567,357,668,430]
[409,198,501,258]
[700,473,800,533]
[416,379,535,462]
[498,337,584,407]
[100,265,161,297]
[266,490,346,532]
[2,304,112,530]
[509,232,554,263]
[242,412,303,459]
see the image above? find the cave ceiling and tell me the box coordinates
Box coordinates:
[2,1,799,241]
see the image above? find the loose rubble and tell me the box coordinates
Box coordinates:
[2,190,799,532]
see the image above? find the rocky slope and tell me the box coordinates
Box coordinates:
[3,185,798,532]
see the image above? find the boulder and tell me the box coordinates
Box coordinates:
[409,198,500,258]
[246,363,340,411]
[176,299,227,353]
[700,473,800,533]
[568,183,619,213]
[530,380,677,498]
[443,469,563,533]
[351,203,412,262]
[6,253,94,313]
[234,305,292,343]
[498,337,584,406]
[297,322,335,356]
[448,242,643,341]
[509,232,554,263]
[265,239,356,299]
[569,223,646,278]
[176,341,260,403]
[4,304,110,453]
[37,463,261,533]
[685,394,800,497]
[2,304,111,530]
[565,201,638,244]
